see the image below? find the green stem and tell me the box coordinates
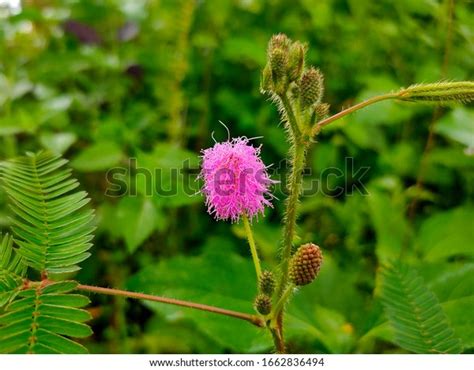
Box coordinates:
[276,143,306,302]
[279,93,302,140]
[271,285,294,324]
[242,213,262,280]
[317,92,398,129]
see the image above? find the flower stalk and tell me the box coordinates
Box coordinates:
[242,213,262,280]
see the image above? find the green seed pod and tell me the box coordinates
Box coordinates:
[254,294,272,315]
[300,68,324,109]
[287,41,306,82]
[259,270,276,296]
[289,243,323,286]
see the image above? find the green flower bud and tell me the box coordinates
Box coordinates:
[270,47,288,89]
[300,68,324,109]
[254,294,272,315]
[259,270,276,296]
[314,102,330,120]
[287,41,306,82]
[268,33,290,54]
[260,63,273,93]
[289,243,323,286]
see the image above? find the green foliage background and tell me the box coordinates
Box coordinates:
[0,0,473,353]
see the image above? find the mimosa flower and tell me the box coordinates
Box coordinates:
[199,137,273,222]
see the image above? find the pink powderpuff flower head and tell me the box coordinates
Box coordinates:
[199,137,274,222]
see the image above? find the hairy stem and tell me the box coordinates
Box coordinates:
[271,141,307,351]
[276,143,306,302]
[271,285,294,324]
[242,213,262,280]
[279,93,302,140]
[317,93,398,128]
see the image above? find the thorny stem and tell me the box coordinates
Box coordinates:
[242,213,262,280]
[27,280,264,328]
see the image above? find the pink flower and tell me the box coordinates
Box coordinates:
[200,137,273,222]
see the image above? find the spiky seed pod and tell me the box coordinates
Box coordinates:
[300,68,324,109]
[289,243,323,286]
[287,41,306,82]
[254,294,272,315]
[259,270,276,295]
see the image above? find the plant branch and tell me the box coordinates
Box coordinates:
[76,284,264,327]
[317,92,398,128]
[27,280,264,327]
[242,213,262,280]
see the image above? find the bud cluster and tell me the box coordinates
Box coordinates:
[261,34,307,95]
[253,270,276,316]
[289,243,323,286]
[261,33,329,136]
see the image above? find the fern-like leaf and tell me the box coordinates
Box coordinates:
[0,280,91,353]
[0,234,27,308]
[0,152,95,274]
[378,262,463,353]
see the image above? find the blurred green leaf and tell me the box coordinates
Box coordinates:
[287,304,355,353]
[116,196,158,253]
[417,206,474,262]
[435,108,474,148]
[71,141,123,172]
[40,132,77,154]
[135,144,202,207]
[442,296,474,349]
[367,182,411,263]
[427,263,474,303]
